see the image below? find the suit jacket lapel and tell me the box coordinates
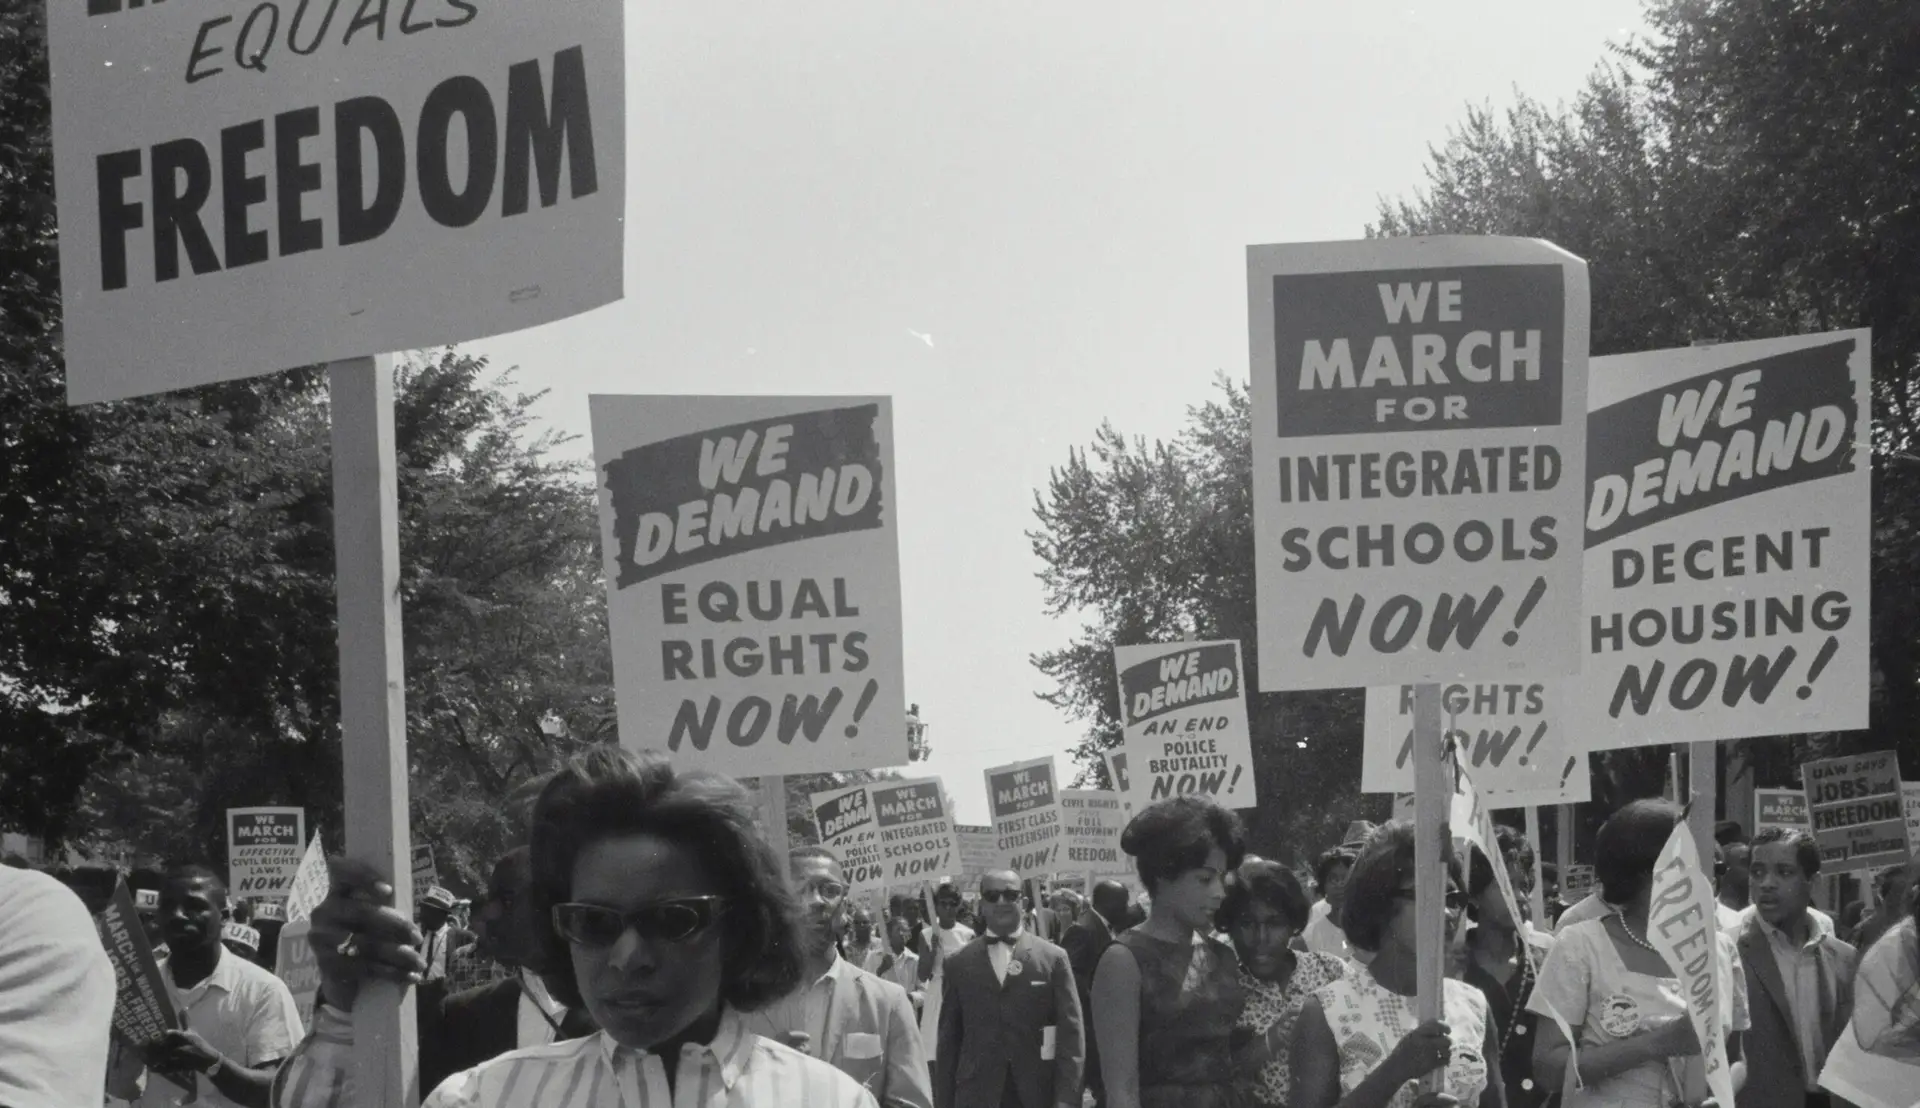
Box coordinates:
[1740,921,1801,1067]
[822,960,856,1063]
[1815,939,1847,1050]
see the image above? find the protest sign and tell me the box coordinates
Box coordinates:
[1060,789,1133,891]
[1101,750,1134,812]
[95,879,194,1094]
[1906,784,1920,858]
[955,825,1000,884]
[277,919,321,1028]
[591,396,906,777]
[1645,825,1737,1108]
[1803,750,1907,874]
[869,777,956,887]
[811,782,884,894]
[985,757,1062,876]
[1247,237,1590,690]
[1754,788,1811,835]
[1362,683,1591,805]
[411,842,438,903]
[1560,864,1595,901]
[1113,641,1257,807]
[1573,331,1871,747]
[283,834,329,924]
[44,1,625,405]
[227,807,305,902]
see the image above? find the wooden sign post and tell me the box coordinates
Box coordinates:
[329,356,419,1103]
[1411,684,1448,1043]
[1688,742,1717,859]
[760,776,793,867]
[1524,805,1547,924]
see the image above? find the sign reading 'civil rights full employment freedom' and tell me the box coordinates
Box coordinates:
[592,396,906,778]
[1248,238,1590,690]
[45,0,624,404]
[1574,333,1871,748]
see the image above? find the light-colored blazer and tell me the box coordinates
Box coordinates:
[1733,914,1854,1108]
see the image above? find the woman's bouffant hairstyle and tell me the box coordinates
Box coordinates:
[1594,799,1681,905]
[1314,846,1359,894]
[1219,858,1312,932]
[528,746,804,1012]
[1338,820,1463,954]
[1119,795,1247,894]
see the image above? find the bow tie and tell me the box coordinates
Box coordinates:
[986,934,1019,945]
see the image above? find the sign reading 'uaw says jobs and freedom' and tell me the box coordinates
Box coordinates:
[1573,332,1870,748]
[1802,751,1907,875]
[1249,238,1590,689]
[591,397,905,777]
[1113,640,1257,808]
[46,1,624,403]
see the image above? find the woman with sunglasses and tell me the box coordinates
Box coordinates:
[1091,794,1248,1108]
[273,747,878,1107]
[1527,800,1746,1108]
[1290,821,1500,1108]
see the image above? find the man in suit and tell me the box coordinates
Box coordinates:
[1059,879,1129,1107]
[742,846,933,1108]
[936,869,1085,1108]
[417,847,595,1094]
[1734,826,1855,1108]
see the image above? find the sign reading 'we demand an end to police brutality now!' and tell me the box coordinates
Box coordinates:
[592,396,905,778]
[1113,640,1257,808]
[45,0,624,403]
[1249,238,1590,690]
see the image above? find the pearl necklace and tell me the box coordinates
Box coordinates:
[1617,914,1661,954]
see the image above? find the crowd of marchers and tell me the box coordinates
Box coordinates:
[4,750,1919,1108]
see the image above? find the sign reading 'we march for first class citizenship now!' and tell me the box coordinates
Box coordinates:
[45,0,624,403]
[1248,238,1590,690]
[592,396,905,778]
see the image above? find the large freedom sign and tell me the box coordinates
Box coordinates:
[1248,238,1590,689]
[1573,332,1870,746]
[591,396,906,777]
[46,0,624,403]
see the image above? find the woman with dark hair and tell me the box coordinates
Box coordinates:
[1304,847,1360,959]
[1223,859,1347,1107]
[1092,795,1248,1108]
[1290,821,1499,1108]
[273,747,878,1107]
[1462,839,1550,1108]
[1528,799,1746,1108]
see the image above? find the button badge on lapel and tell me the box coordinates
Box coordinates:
[1007,960,1024,976]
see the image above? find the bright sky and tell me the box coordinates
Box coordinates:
[474,1,1650,824]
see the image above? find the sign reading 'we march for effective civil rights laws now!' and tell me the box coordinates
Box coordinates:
[592,397,906,778]
[1112,641,1257,808]
[45,0,624,404]
[1248,238,1590,690]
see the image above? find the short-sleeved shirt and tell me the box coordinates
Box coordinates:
[137,948,305,1108]
[1527,919,1749,1108]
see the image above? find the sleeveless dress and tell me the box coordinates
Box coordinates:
[1314,968,1491,1108]
[1116,928,1246,1108]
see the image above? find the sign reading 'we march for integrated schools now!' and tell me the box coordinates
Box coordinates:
[1113,641,1256,808]
[811,777,956,896]
[1571,332,1871,748]
[1248,237,1590,690]
[45,0,625,405]
[592,397,905,778]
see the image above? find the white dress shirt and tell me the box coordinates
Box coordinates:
[986,927,1025,983]
[126,948,305,1108]
[274,1004,878,1108]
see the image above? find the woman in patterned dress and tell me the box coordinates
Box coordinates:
[1223,858,1347,1107]
[1290,822,1502,1108]
[1092,794,1249,1108]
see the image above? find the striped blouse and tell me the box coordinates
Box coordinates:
[274,1003,877,1108]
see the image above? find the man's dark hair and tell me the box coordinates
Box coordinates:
[1494,825,1534,873]
[1713,820,1747,846]
[1120,795,1247,895]
[933,882,961,904]
[1314,846,1358,893]
[1594,799,1682,905]
[1220,858,1311,932]
[529,746,803,1012]
[1749,825,1821,879]
[165,863,229,902]
[1339,821,1462,953]
[1090,879,1130,924]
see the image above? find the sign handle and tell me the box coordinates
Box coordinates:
[1411,683,1449,1056]
[759,776,792,865]
[1687,742,1717,860]
[329,355,419,1107]
[1523,805,1546,925]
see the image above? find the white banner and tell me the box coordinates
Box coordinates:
[226,807,305,902]
[591,396,906,777]
[1362,683,1591,805]
[1645,826,1737,1108]
[1573,332,1870,747]
[46,0,625,404]
[1248,237,1590,689]
[282,834,329,924]
[985,757,1061,877]
[1113,640,1257,808]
